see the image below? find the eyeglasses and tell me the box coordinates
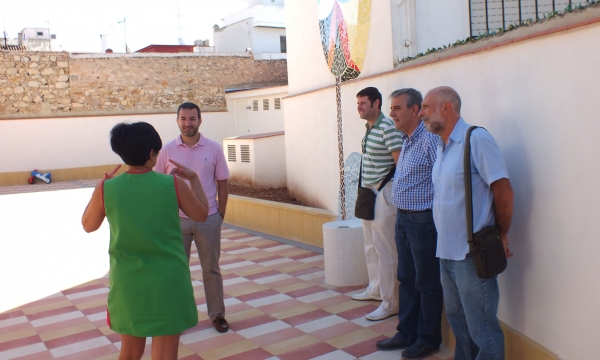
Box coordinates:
[361,136,367,154]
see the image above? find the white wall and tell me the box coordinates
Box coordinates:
[413,0,470,53]
[284,18,600,359]
[224,135,286,188]
[0,112,235,173]
[225,86,287,136]
[214,20,253,53]
[223,138,255,186]
[254,135,286,188]
[252,27,286,54]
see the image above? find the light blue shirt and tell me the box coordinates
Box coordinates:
[432,118,509,260]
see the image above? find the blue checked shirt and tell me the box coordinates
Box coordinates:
[392,121,439,210]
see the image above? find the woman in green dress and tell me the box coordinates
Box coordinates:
[82,122,208,360]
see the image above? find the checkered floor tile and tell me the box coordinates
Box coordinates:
[0,182,454,359]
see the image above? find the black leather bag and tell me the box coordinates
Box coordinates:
[464,127,507,279]
[354,161,395,221]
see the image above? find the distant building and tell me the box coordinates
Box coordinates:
[18,28,55,51]
[135,44,195,53]
[213,0,286,57]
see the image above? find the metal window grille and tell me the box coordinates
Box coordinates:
[227,145,236,162]
[263,99,269,110]
[274,98,281,110]
[470,0,573,37]
[252,100,258,111]
[240,145,250,163]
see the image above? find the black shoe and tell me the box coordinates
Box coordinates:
[401,343,438,360]
[376,333,411,351]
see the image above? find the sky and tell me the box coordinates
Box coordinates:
[1,0,249,53]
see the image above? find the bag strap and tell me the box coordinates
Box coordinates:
[359,158,395,191]
[377,166,396,191]
[464,126,478,252]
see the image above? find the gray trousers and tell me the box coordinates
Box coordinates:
[180,213,224,321]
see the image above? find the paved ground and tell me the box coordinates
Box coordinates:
[0,182,454,359]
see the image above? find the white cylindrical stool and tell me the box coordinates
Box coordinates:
[322,219,368,286]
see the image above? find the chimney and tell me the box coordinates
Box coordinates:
[100,34,108,52]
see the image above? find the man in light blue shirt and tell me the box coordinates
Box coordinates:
[420,86,514,360]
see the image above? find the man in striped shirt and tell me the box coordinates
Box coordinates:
[351,87,403,321]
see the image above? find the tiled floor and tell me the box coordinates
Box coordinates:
[0,182,454,360]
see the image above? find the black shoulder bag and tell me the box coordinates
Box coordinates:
[465,126,507,279]
[354,160,395,220]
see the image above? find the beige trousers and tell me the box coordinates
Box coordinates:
[361,182,400,311]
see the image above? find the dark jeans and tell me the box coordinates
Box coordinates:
[395,209,443,350]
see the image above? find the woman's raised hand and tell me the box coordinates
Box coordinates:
[169,160,197,181]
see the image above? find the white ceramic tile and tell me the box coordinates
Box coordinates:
[310,350,355,360]
[258,258,294,267]
[297,290,339,303]
[49,337,112,358]
[295,315,347,333]
[0,315,28,329]
[299,255,325,263]
[246,293,293,308]
[180,327,222,344]
[298,271,325,281]
[65,287,109,300]
[223,277,250,286]
[221,260,255,269]
[31,311,84,328]
[0,343,47,360]
[263,244,294,252]
[253,273,293,285]
[236,320,291,339]
[228,247,260,255]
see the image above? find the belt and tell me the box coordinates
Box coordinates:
[398,209,431,214]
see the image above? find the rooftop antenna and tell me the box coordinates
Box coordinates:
[177,0,184,45]
[117,16,130,52]
[46,20,51,51]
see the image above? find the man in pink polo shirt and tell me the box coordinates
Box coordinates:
[154,102,230,333]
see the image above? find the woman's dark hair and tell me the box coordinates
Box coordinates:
[110,122,162,166]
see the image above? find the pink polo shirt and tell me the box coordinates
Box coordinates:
[154,134,230,217]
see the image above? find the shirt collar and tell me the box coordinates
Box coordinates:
[403,120,425,141]
[365,112,385,130]
[176,133,206,148]
[448,118,468,144]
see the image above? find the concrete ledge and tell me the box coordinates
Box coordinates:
[223,194,336,248]
[0,164,126,187]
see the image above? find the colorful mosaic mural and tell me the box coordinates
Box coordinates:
[318,0,372,81]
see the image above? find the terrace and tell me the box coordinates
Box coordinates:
[0,182,453,359]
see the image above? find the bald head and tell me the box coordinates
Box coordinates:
[428,86,461,115]
[419,86,462,141]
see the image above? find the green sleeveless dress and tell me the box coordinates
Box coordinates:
[103,170,198,337]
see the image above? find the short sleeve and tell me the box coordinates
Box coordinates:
[214,144,230,181]
[154,146,168,174]
[383,124,403,152]
[471,129,509,185]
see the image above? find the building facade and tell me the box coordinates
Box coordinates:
[213,0,286,56]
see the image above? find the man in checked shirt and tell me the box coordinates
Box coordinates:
[376,88,443,360]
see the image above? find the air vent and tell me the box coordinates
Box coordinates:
[274,98,281,110]
[263,99,269,110]
[240,145,250,163]
[227,145,236,162]
[252,100,258,111]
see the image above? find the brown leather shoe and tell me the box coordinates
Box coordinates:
[212,316,229,333]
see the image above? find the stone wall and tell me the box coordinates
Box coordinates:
[0,52,71,115]
[0,52,287,117]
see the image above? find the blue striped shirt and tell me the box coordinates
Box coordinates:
[392,121,439,210]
